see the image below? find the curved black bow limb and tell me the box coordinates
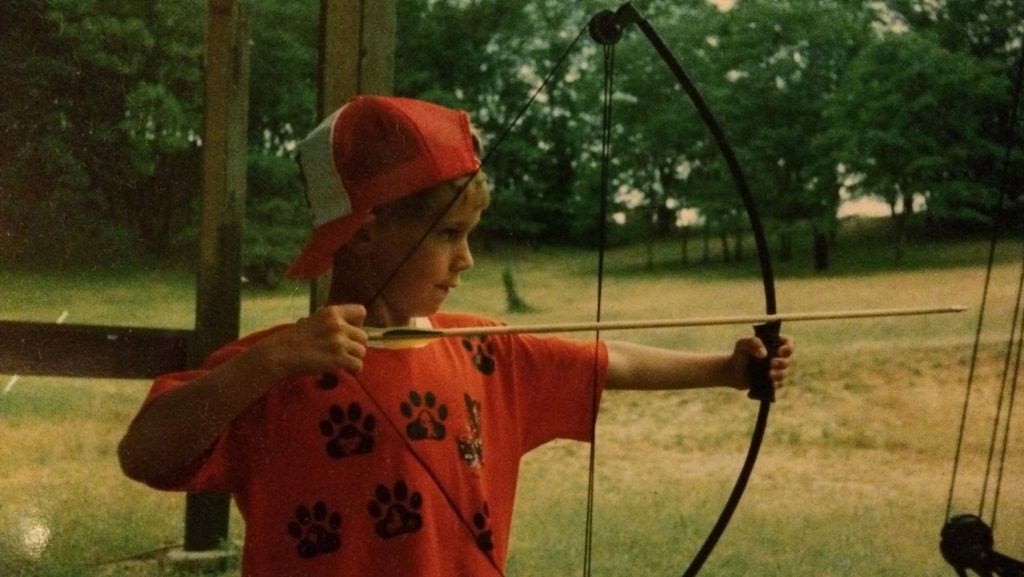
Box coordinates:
[589,3,780,576]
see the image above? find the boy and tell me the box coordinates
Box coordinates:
[118,95,794,576]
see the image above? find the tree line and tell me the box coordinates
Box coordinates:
[1,0,1021,283]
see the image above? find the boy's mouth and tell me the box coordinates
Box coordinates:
[436,281,458,293]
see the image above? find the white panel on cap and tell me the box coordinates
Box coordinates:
[298,110,351,227]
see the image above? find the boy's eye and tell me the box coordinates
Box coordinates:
[440,228,459,241]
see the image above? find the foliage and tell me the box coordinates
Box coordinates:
[0,0,204,266]
[713,0,873,265]
[1,0,1019,271]
[820,31,1010,258]
[243,151,308,288]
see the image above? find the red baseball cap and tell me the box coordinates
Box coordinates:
[286,95,481,280]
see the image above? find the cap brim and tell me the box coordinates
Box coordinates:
[285,210,371,280]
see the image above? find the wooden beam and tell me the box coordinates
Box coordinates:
[310,0,396,311]
[183,0,251,556]
[195,0,250,363]
[319,0,395,107]
[0,321,191,379]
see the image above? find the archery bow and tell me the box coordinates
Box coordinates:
[587,3,780,575]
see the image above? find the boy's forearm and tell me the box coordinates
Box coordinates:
[604,340,739,391]
[117,346,284,484]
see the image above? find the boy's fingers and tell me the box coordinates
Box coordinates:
[344,339,367,360]
[340,304,367,326]
[742,336,769,359]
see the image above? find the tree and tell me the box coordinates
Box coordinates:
[0,0,204,265]
[883,0,1024,61]
[821,32,1008,256]
[591,0,723,262]
[710,0,872,268]
[880,0,1024,232]
[396,0,602,246]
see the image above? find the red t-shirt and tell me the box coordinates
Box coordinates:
[136,312,607,576]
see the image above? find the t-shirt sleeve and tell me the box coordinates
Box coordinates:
[127,329,286,493]
[507,334,608,453]
[133,369,239,493]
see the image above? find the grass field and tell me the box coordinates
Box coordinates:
[1,223,1022,577]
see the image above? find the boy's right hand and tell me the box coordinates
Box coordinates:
[259,304,369,379]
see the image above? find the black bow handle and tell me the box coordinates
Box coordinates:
[748,321,781,403]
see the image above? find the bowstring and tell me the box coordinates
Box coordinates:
[582,39,617,577]
[944,39,1024,529]
[345,21,594,577]
[987,264,1023,531]
[364,24,592,307]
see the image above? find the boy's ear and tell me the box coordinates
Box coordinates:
[347,214,379,255]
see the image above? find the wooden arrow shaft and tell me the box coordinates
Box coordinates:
[367,305,966,345]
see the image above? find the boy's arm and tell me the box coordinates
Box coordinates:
[604,336,793,391]
[117,305,368,484]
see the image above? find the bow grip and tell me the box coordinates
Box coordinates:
[747,320,781,403]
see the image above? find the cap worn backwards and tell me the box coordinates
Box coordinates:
[286,95,481,280]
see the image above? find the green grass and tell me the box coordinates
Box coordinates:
[1,219,1022,576]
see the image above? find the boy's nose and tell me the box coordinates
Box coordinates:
[453,242,474,272]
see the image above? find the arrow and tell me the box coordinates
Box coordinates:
[367,305,967,349]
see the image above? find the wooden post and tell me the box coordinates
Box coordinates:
[181,0,250,557]
[310,0,396,310]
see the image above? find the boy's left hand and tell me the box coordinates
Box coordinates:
[730,334,795,391]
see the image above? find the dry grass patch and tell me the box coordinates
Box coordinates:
[1,240,1021,576]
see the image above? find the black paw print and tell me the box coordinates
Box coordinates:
[368,481,423,539]
[461,336,496,375]
[473,502,494,554]
[319,403,375,458]
[400,391,447,440]
[316,372,339,390]
[287,501,342,559]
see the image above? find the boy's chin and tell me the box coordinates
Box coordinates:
[408,302,443,320]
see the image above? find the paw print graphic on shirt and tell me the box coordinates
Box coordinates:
[368,480,424,539]
[287,501,342,559]
[461,336,496,375]
[473,502,495,554]
[400,391,447,441]
[319,403,376,458]
[316,372,339,390]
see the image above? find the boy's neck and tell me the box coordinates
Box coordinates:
[325,283,421,329]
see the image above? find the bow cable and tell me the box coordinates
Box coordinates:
[944,38,1024,528]
[342,21,595,577]
[940,35,1024,577]
[362,24,593,308]
[346,3,778,575]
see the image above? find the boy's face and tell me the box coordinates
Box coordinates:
[366,184,482,325]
